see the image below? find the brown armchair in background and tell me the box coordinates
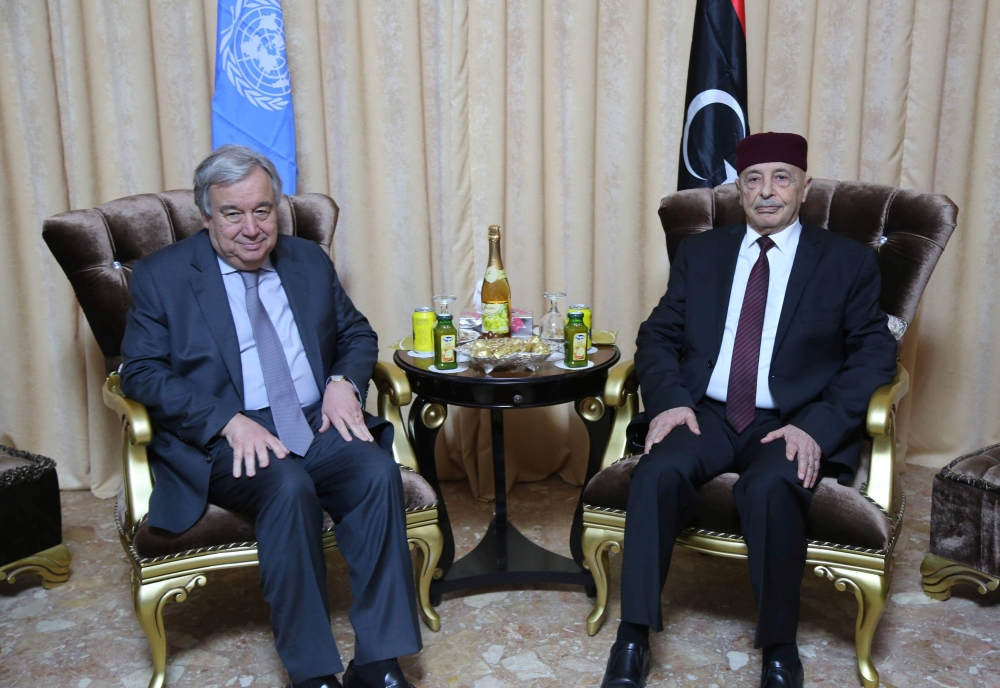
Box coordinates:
[579,180,957,688]
[42,191,443,688]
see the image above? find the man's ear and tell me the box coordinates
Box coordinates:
[801,175,813,202]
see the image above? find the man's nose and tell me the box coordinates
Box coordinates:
[241,215,262,236]
[760,176,774,197]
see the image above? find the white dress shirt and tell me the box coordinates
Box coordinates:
[218,255,322,410]
[705,219,802,409]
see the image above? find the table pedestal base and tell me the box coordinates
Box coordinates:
[430,519,594,601]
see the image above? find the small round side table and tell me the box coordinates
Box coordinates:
[393,345,620,602]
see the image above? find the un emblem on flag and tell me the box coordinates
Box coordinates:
[219,0,291,111]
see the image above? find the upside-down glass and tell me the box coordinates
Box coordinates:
[432,294,457,316]
[539,292,567,341]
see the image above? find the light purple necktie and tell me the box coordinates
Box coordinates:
[726,236,776,433]
[240,270,314,456]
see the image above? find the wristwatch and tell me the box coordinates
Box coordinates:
[327,374,347,385]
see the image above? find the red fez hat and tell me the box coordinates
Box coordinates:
[735,132,808,174]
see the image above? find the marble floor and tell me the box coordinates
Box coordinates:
[1,465,998,688]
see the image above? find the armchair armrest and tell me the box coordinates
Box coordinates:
[103,373,154,532]
[598,360,639,472]
[604,359,637,407]
[864,363,909,516]
[373,361,418,472]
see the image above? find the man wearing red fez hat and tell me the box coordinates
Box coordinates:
[601,132,898,688]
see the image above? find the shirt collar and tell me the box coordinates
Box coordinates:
[216,254,275,275]
[744,218,802,254]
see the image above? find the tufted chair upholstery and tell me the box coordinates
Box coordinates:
[657,179,955,327]
[43,190,337,373]
[579,180,957,688]
[42,190,443,688]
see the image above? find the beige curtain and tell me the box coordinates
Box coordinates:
[1,0,998,500]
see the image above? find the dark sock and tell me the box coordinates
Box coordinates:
[615,621,650,648]
[352,658,400,686]
[763,642,799,664]
[294,675,340,688]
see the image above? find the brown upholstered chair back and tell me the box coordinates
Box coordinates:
[42,190,338,373]
[658,180,957,325]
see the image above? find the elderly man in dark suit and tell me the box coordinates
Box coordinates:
[121,145,419,688]
[601,133,898,688]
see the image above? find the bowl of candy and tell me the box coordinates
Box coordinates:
[459,335,560,374]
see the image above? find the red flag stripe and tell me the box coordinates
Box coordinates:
[730,0,746,34]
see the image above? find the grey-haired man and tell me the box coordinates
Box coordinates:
[121,145,420,688]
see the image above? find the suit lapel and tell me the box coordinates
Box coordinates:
[272,239,325,392]
[715,225,745,347]
[189,231,244,401]
[772,224,825,358]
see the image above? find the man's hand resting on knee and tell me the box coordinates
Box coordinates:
[761,425,821,488]
[220,414,290,478]
[644,407,701,454]
[319,378,374,443]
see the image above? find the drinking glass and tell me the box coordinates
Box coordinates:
[539,292,567,341]
[432,294,457,316]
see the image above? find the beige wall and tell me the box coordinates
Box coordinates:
[1,0,997,498]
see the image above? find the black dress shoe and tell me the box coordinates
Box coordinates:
[601,641,651,688]
[286,677,343,688]
[342,661,415,688]
[761,659,804,688]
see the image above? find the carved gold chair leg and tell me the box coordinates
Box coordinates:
[0,543,72,589]
[408,522,443,632]
[582,525,623,636]
[920,552,1000,601]
[132,571,207,688]
[815,565,887,688]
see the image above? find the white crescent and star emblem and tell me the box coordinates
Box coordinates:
[681,88,747,184]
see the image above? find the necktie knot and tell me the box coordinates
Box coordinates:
[240,269,260,290]
[757,236,776,254]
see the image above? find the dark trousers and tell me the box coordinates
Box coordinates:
[619,399,815,648]
[207,403,421,682]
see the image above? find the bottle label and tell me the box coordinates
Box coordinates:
[485,266,502,283]
[572,333,588,361]
[440,335,456,363]
[482,302,510,334]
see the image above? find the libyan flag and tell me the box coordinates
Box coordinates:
[677,0,749,190]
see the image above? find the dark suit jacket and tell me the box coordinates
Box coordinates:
[635,223,898,480]
[121,229,389,533]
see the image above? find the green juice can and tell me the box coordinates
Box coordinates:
[564,311,589,368]
[434,313,459,370]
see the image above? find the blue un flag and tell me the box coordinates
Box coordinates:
[212,0,298,193]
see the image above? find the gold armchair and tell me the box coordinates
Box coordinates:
[43,190,443,688]
[578,179,957,688]
[581,361,908,688]
[104,362,442,688]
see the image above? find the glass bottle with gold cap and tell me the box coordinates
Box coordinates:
[481,224,512,338]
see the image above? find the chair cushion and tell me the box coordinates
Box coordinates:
[120,466,437,560]
[583,455,893,552]
[0,446,63,567]
[930,444,1000,577]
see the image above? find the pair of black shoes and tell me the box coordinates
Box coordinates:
[290,661,415,688]
[600,641,803,688]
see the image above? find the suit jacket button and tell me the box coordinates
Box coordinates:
[205,455,212,462]
[707,360,714,368]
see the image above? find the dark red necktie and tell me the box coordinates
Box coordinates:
[726,236,776,433]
